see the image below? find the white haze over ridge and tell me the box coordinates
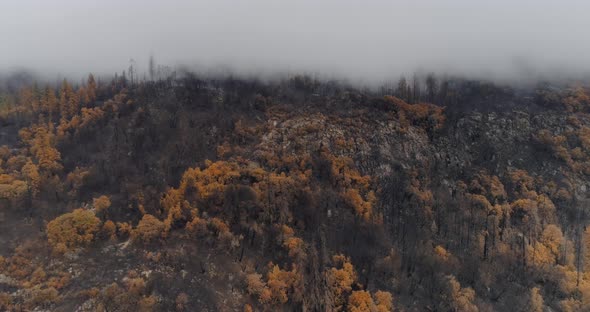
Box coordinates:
[1,0,589,83]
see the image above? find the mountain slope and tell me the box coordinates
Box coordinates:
[0,74,590,311]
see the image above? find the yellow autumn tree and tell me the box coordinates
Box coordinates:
[102,220,117,240]
[529,287,544,312]
[46,209,101,252]
[445,275,478,312]
[26,125,62,173]
[348,290,375,312]
[87,74,97,102]
[46,87,58,115]
[266,264,300,304]
[0,174,28,207]
[246,273,271,304]
[132,214,165,243]
[21,159,41,197]
[93,195,112,214]
[327,254,358,309]
[540,224,563,264]
[59,80,71,118]
[279,225,307,261]
[344,188,375,220]
[374,290,394,312]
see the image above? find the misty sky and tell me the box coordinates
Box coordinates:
[1,0,589,82]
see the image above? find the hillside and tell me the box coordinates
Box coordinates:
[1,72,590,311]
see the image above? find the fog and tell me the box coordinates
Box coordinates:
[2,0,590,84]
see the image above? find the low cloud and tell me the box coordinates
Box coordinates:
[1,0,589,84]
